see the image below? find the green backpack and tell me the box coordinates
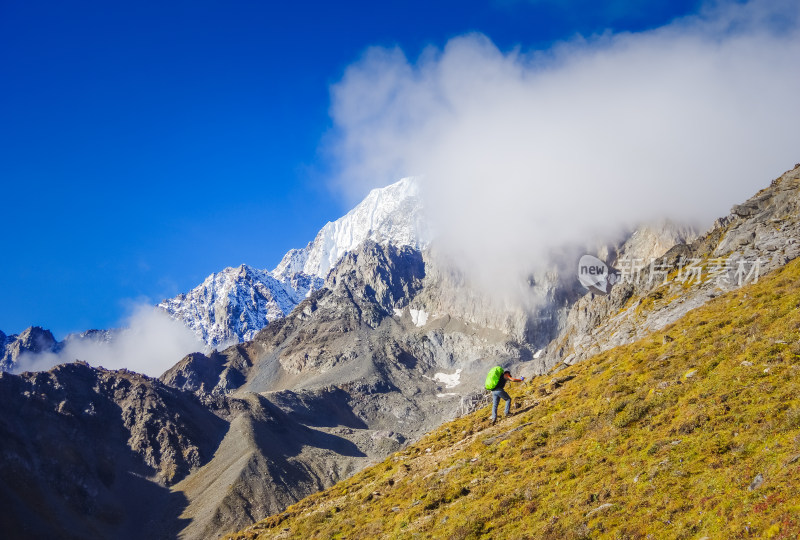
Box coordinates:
[484,366,504,390]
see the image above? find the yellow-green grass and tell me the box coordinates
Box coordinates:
[230,257,800,540]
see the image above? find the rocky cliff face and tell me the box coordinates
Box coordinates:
[616,221,698,262]
[408,246,582,356]
[538,164,800,373]
[325,241,426,327]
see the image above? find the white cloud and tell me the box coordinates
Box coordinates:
[327,0,800,295]
[15,304,204,378]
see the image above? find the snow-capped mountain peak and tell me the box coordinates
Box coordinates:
[273,177,428,281]
[159,177,429,347]
[158,263,325,348]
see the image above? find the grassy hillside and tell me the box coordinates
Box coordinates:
[228,257,800,540]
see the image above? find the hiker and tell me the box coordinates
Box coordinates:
[487,369,524,425]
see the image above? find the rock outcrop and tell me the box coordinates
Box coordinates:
[0,326,58,372]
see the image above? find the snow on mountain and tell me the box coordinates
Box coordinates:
[273,177,429,281]
[159,177,429,347]
[158,265,322,348]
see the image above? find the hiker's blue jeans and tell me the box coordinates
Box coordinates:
[491,389,511,421]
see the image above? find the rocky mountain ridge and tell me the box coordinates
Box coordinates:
[228,251,800,540]
[156,172,700,359]
[0,362,222,539]
[157,264,321,348]
[0,327,115,373]
[154,238,548,537]
[173,163,800,539]
[147,227,705,537]
[541,163,800,373]
[0,360,403,539]
[0,327,57,372]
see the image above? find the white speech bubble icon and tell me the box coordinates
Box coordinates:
[578,255,618,295]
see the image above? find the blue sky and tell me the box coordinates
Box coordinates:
[0,0,741,338]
